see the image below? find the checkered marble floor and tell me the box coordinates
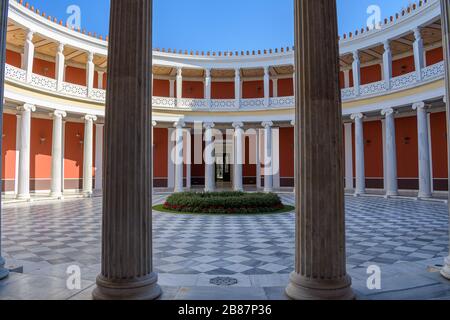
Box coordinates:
[1,194,448,276]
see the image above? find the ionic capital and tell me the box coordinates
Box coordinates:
[57,43,65,54]
[87,52,94,63]
[352,50,360,62]
[84,115,98,122]
[51,110,67,119]
[261,121,273,128]
[383,40,391,52]
[174,120,185,129]
[152,121,157,127]
[205,68,211,78]
[232,122,244,129]
[413,27,422,41]
[176,68,183,77]
[17,104,36,113]
[350,113,363,121]
[381,108,395,117]
[26,30,34,42]
[412,101,427,111]
[203,122,215,130]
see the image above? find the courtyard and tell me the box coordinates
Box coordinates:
[0,193,449,300]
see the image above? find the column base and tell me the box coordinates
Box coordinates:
[50,192,64,200]
[0,257,9,281]
[286,272,354,300]
[441,256,450,280]
[16,194,31,201]
[83,191,93,198]
[417,193,432,199]
[93,273,162,300]
[385,191,399,198]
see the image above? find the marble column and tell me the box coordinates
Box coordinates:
[176,68,183,106]
[205,68,211,108]
[0,0,10,281]
[233,122,244,192]
[381,108,398,197]
[413,102,432,198]
[344,122,354,190]
[97,71,105,89]
[413,27,424,81]
[262,121,273,192]
[263,66,270,107]
[82,115,96,197]
[272,79,278,98]
[235,68,241,109]
[169,79,175,98]
[351,113,366,195]
[286,0,354,300]
[55,43,65,91]
[50,110,67,198]
[382,40,392,90]
[174,121,185,192]
[440,0,450,280]
[23,30,34,83]
[94,123,104,191]
[86,52,95,96]
[204,122,215,192]
[352,50,360,95]
[17,104,35,200]
[92,0,161,300]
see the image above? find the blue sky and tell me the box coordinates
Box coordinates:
[23,0,414,51]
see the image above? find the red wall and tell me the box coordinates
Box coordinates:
[65,66,87,86]
[279,127,294,178]
[395,116,418,179]
[211,82,234,99]
[360,64,382,85]
[182,81,204,99]
[153,128,168,178]
[392,56,415,77]
[430,112,448,179]
[277,78,294,97]
[154,79,170,97]
[242,81,264,98]
[2,114,17,181]
[33,58,56,79]
[363,121,383,179]
[243,136,256,178]
[30,118,53,182]
[64,122,84,180]
[6,49,21,67]
[426,47,444,66]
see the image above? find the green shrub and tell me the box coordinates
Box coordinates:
[162,191,284,214]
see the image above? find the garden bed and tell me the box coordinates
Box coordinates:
[154,191,294,215]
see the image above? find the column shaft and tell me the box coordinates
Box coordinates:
[23,30,34,83]
[235,68,241,108]
[233,122,244,191]
[352,113,365,195]
[352,51,360,95]
[83,115,96,197]
[176,68,183,106]
[95,123,104,191]
[263,67,270,107]
[17,104,35,200]
[93,0,161,300]
[440,0,450,280]
[174,122,184,192]
[50,110,67,198]
[262,122,273,192]
[414,102,432,198]
[286,0,353,300]
[0,0,10,280]
[382,108,398,196]
[55,43,65,91]
[86,52,95,95]
[344,123,354,190]
[413,28,424,81]
[204,123,216,192]
[383,41,392,89]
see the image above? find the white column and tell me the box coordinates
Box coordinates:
[263,66,270,107]
[343,70,350,88]
[344,122,354,190]
[262,121,274,192]
[256,129,261,189]
[95,123,104,191]
[383,40,392,90]
[167,128,175,189]
[86,52,95,96]
[352,50,361,95]
[351,113,365,195]
[233,122,244,191]
[184,129,191,190]
[55,43,65,91]
[205,68,211,100]
[382,108,399,197]
[169,79,175,98]
[272,79,278,98]
[97,71,105,89]
[83,115,97,197]
[23,30,34,83]
[413,27,424,81]
[176,68,183,106]
[62,120,66,192]
[14,114,21,195]
[174,121,185,192]
[413,102,432,198]
[235,68,241,108]
[204,122,216,192]
[16,104,35,200]
[50,110,67,198]
[272,128,280,189]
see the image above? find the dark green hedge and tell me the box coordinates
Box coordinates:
[163,191,284,214]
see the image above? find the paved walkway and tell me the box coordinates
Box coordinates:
[0,193,449,299]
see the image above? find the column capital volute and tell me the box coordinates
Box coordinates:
[152,121,157,127]
[350,113,364,120]
[263,66,270,76]
[26,30,34,41]
[383,40,391,51]
[205,68,211,78]
[352,50,359,61]
[412,101,427,111]
[51,110,67,118]
[232,122,244,129]
[84,114,98,122]
[261,121,273,128]
[17,104,36,113]
[57,43,65,54]
[235,68,241,78]
[176,68,183,77]
[87,52,94,63]
[174,120,185,129]
[203,122,215,129]
[290,120,295,126]
[413,27,422,41]
[443,96,447,104]
[381,107,395,117]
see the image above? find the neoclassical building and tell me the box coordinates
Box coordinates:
[1,0,448,199]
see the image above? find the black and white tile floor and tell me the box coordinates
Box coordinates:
[1,194,448,276]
